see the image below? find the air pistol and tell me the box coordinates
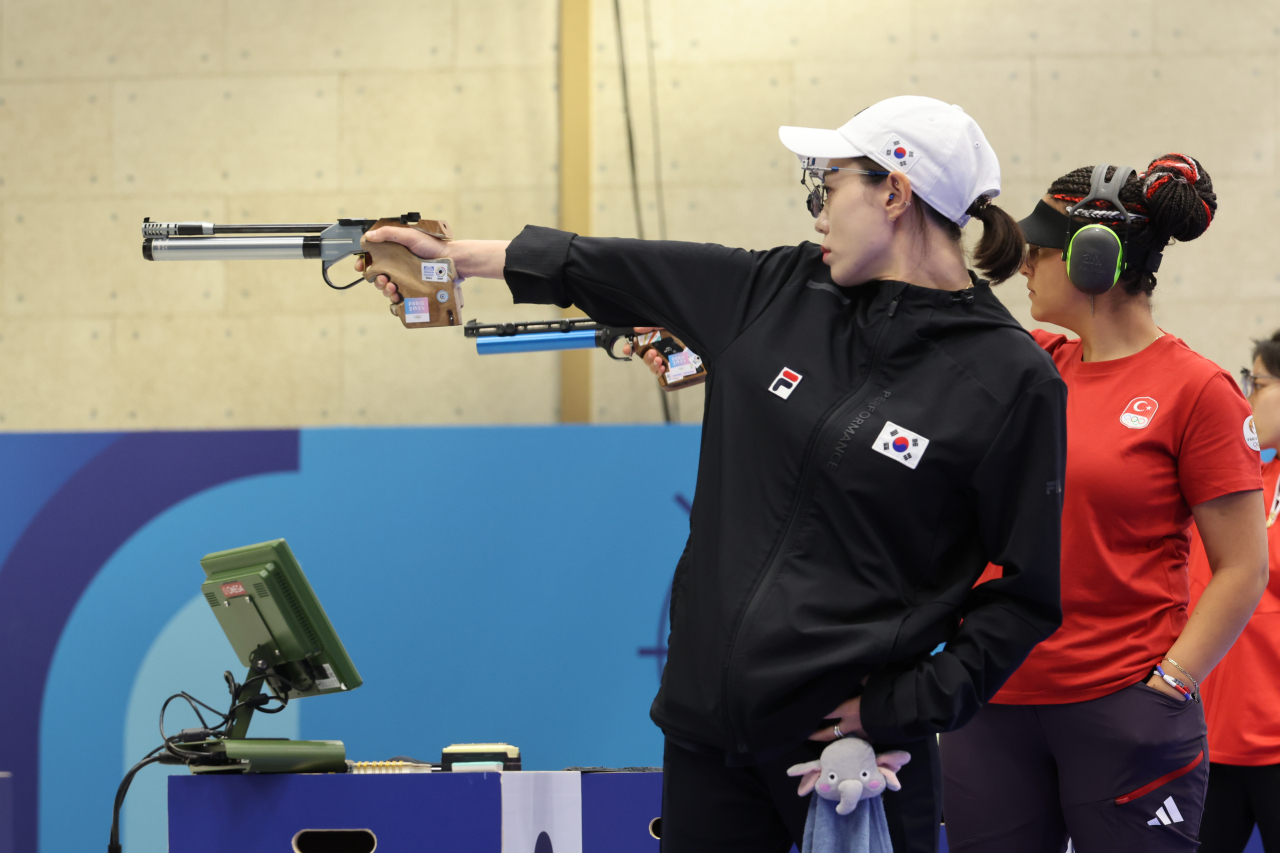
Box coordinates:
[141,213,707,390]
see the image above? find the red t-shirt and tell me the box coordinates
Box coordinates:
[1188,456,1280,765]
[988,330,1261,704]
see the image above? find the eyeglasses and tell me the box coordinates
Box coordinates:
[1240,368,1279,396]
[801,166,891,218]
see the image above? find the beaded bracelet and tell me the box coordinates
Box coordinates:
[1153,665,1193,702]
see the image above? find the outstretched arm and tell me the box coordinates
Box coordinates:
[360,224,809,363]
[356,227,509,289]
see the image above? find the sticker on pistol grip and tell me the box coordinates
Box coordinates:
[421,261,451,282]
[665,349,703,382]
[403,297,433,324]
[634,331,663,348]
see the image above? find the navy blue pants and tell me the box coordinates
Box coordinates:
[1199,762,1280,853]
[660,735,940,852]
[940,681,1208,852]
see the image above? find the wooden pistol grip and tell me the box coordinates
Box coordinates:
[634,333,709,392]
[361,217,462,328]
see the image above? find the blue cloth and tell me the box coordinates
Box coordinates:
[802,793,894,853]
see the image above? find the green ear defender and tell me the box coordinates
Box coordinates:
[1063,163,1135,296]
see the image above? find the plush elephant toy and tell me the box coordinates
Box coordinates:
[787,739,911,816]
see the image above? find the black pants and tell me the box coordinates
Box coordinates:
[940,681,1208,852]
[659,736,940,853]
[1199,762,1280,853]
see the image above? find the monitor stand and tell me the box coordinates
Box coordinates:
[182,667,348,775]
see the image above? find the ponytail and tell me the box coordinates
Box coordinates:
[966,196,1024,284]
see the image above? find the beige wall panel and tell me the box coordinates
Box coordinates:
[339,74,466,191]
[114,76,340,195]
[226,0,454,73]
[453,187,558,239]
[634,0,910,65]
[341,313,558,424]
[591,185,654,239]
[661,0,824,64]
[111,314,346,429]
[591,61,652,195]
[0,318,116,428]
[455,0,558,69]
[0,82,111,198]
[450,69,559,190]
[792,59,1034,182]
[649,62,794,188]
[1153,1,1280,55]
[591,346,667,423]
[1032,56,1275,183]
[912,0,1153,58]
[346,69,557,193]
[0,0,225,79]
[3,196,227,318]
[1151,299,1280,380]
[660,184,817,249]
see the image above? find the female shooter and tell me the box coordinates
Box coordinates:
[362,96,1066,853]
[941,155,1268,853]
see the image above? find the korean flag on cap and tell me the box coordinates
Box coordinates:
[881,134,920,173]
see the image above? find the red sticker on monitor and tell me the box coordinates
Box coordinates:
[220,581,248,598]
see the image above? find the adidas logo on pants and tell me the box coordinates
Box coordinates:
[1148,796,1185,826]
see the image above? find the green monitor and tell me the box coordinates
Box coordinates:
[201,538,361,699]
[189,538,362,773]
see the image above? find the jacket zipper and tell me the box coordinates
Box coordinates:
[721,289,904,755]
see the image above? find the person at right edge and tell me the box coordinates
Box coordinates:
[1188,332,1280,853]
[359,96,1067,852]
[940,155,1269,852]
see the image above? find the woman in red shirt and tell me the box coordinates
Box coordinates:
[940,155,1268,852]
[1191,332,1280,853]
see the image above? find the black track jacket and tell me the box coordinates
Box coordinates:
[504,226,1066,761]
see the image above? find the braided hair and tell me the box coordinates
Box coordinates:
[1046,153,1217,296]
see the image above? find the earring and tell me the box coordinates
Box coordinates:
[888,193,895,200]
[1089,295,1094,317]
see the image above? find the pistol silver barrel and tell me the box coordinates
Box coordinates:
[144,236,311,261]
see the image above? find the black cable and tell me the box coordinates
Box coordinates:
[612,0,645,241]
[628,0,676,423]
[159,694,215,762]
[108,753,163,853]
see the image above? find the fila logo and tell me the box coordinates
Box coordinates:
[871,421,930,470]
[769,367,803,399]
[1120,396,1159,429]
[1147,795,1185,826]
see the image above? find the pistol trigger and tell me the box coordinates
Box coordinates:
[601,332,632,362]
[322,258,363,290]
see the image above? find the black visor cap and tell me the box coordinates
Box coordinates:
[1018,199,1070,250]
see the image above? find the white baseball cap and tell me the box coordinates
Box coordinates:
[779,95,1001,226]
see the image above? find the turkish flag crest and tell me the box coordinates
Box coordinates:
[1120,397,1159,429]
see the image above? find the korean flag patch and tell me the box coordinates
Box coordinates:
[880,134,920,173]
[872,421,929,470]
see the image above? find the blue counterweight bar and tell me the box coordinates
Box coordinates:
[475,330,598,354]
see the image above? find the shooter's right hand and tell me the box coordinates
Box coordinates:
[354,226,452,304]
[622,327,671,377]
